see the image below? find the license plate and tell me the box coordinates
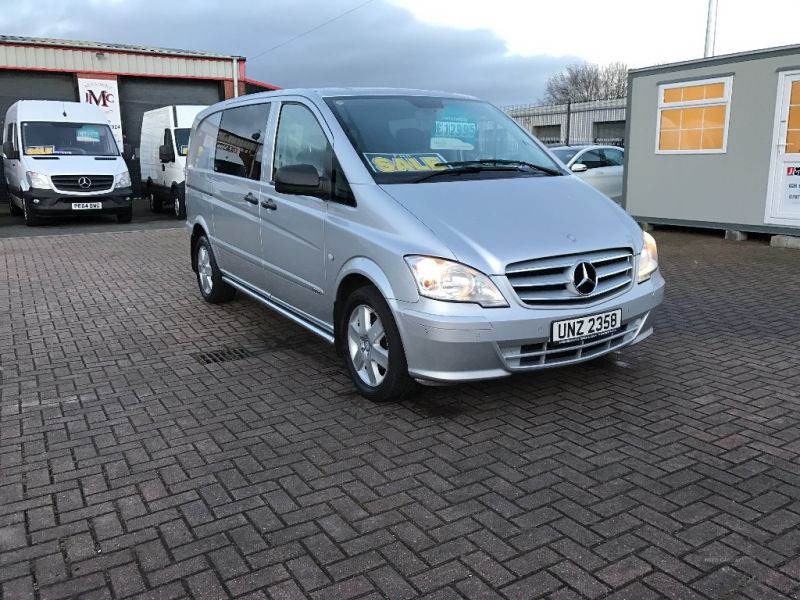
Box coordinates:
[551,309,622,343]
[72,202,102,210]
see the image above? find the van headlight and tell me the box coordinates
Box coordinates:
[405,256,508,307]
[116,171,132,189]
[638,231,659,282]
[26,171,51,190]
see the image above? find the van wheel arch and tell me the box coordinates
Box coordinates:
[190,224,207,272]
[334,274,380,356]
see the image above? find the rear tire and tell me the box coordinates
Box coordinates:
[9,196,22,217]
[195,235,236,303]
[172,186,186,220]
[22,198,41,226]
[341,285,418,402]
[117,207,133,224]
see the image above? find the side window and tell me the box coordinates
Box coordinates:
[603,148,624,166]
[577,149,608,169]
[188,112,220,171]
[214,103,271,180]
[273,103,330,179]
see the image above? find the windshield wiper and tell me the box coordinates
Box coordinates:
[445,159,563,176]
[411,159,562,183]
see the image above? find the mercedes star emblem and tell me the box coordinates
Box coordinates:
[571,261,598,295]
[78,176,92,189]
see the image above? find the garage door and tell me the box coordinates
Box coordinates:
[119,77,222,194]
[0,70,77,203]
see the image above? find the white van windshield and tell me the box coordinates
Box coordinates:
[174,128,191,156]
[22,122,119,157]
[324,95,562,183]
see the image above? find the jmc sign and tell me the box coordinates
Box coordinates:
[77,77,123,150]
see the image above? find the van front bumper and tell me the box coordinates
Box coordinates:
[390,272,665,384]
[23,187,134,216]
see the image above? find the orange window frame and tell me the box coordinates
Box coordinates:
[656,77,732,154]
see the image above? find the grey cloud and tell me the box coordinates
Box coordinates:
[0,0,579,106]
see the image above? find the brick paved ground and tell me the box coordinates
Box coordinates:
[1,228,799,600]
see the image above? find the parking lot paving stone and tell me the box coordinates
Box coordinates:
[0,228,799,599]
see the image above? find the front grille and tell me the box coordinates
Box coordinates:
[506,247,634,307]
[50,175,114,192]
[499,316,644,370]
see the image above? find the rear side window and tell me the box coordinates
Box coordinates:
[187,112,220,171]
[214,103,271,180]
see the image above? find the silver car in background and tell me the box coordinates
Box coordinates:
[185,89,664,401]
[551,144,625,203]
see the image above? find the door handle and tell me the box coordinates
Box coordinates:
[244,192,258,205]
[261,198,278,211]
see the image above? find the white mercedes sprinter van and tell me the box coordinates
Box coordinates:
[139,105,205,219]
[2,100,133,226]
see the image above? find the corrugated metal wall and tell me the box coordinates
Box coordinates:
[504,98,627,145]
[119,77,223,194]
[0,44,235,80]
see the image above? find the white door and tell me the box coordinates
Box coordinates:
[766,72,800,226]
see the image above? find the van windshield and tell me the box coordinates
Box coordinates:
[21,122,119,157]
[174,128,191,157]
[324,95,562,183]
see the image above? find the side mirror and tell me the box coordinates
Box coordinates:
[159,144,175,163]
[275,164,322,196]
[122,143,133,161]
[3,141,19,160]
[571,163,588,173]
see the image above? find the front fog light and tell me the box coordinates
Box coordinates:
[405,256,508,307]
[638,231,659,282]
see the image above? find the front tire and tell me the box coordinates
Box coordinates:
[195,235,235,303]
[117,207,133,224]
[341,285,417,402]
[172,186,186,220]
[147,183,162,213]
[22,198,41,226]
[9,195,22,217]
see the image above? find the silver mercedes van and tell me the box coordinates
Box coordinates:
[185,88,664,401]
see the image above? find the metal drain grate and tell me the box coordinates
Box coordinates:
[193,347,254,365]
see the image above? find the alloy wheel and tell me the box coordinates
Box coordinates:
[197,245,213,295]
[347,304,389,386]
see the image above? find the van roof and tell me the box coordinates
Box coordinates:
[203,87,479,114]
[7,100,109,124]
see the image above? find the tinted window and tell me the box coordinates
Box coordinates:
[603,148,624,166]
[188,112,220,171]
[551,147,580,164]
[214,103,271,180]
[273,103,330,179]
[325,95,560,183]
[576,149,608,169]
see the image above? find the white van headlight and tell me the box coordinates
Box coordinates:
[405,256,508,307]
[116,171,132,189]
[26,171,51,190]
[638,231,659,282]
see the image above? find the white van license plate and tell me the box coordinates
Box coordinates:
[72,202,102,210]
[551,309,622,343]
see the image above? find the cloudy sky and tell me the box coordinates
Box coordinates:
[0,0,798,106]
